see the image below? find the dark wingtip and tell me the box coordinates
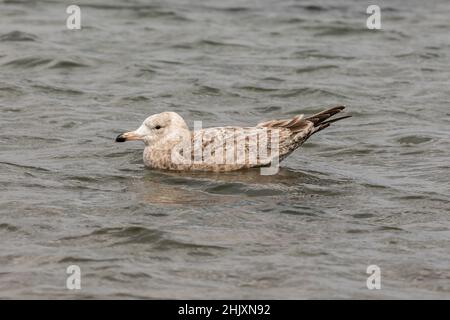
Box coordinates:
[324,115,352,123]
[322,115,352,124]
[115,134,126,142]
[306,106,346,124]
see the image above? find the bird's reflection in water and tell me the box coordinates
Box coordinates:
[127,167,337,206]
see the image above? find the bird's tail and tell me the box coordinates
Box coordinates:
[307,105,351,134]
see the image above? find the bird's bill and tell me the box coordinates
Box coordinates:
[115,131,143,142]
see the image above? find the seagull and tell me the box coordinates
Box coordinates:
[116,106,350,172]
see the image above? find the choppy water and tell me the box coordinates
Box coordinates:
[1,0,449,299]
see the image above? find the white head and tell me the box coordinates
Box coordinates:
[116,112,189,146]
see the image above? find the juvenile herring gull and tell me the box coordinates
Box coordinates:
[115,106,350,173]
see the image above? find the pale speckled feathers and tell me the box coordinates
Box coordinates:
[123,106,350,171]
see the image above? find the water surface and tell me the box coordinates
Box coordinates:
[0,0,449,299]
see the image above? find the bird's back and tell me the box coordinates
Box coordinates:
[147,106,349,172]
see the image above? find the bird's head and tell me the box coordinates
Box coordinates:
[116,112,189,146]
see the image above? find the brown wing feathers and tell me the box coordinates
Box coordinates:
[259,105,350,133]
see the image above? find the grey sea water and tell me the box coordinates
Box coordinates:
[0,0,449,299]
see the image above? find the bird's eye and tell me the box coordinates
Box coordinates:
[155,125,161,130]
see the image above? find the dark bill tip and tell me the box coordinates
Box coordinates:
[115,134,126,142]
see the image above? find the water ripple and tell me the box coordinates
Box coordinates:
[0,31,37,42]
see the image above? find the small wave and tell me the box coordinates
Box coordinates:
[296,4,328,12]
[421,67,438,73]
[59,226,228,251]
[135,67,158,77]
[119,271,152,279]
[392,194,430,201]
[104,151,139,159]
[261,77,284,82]
[325,147,375,156]
[3,107,22,113]
[292,50,354,60]
[303,5,326,11]
[213,7,251,13]
[187,109,216,118]
[120,95,150,102]
[419,52,441,59]
[58,257,121,264]
[134,9,190,21]
[68,4,189,21]
[3,57,53,68]
[253,106,282,113]
[62,175,99,183]
[295,65,338,73]
[346,229,370,234]
[271,87,347,99]
[0,31,38,42]
[377,226,404,232]
[352,213,375,219]
[193,85,222,96]
[32,84,83,96]
[205,182,284,197]
[173,39,248,49]
[49,60,89,69]
[198,39,248,48]
[385,30,411,40]
[0,161,50,172]
[280,209,317,217]
[59,226,163,243]
[154,59,184,65]
[0,84,24,97]
[0,223,19,232]
[236,86,278,92]
[280,17,307,24]
[396,135,433,146]
[0,135,62,145]
[3,56,89,69]
[314,26,368,37]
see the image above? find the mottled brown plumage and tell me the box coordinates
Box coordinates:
[116,106,350,172]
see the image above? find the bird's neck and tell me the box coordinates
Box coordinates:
[143,128,191,169]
